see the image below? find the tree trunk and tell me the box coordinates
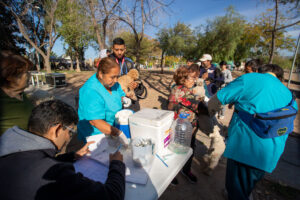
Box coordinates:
[76,55,81,72]
[87,0,103,49]
[44,58,51,73]
[160,50,165,74]
[35,51,41,71]
[102,18,108,49]
[268,0,279,64]
[70,58,74,71]
[136,40,141,65]
[269,31,276,64]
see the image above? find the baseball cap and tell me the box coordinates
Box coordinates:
[200,54,212,62]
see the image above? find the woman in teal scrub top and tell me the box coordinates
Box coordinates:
[77,57,126,142]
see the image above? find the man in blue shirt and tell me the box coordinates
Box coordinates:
[208,64,298,200]
[199,54,216,79]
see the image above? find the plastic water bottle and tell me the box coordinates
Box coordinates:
[168,113,193,154]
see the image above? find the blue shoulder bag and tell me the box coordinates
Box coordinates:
[235,96,297,139]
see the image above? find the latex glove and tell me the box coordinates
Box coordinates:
[204,96,210,104]
[118,131,129,148]
[122,96,132,108]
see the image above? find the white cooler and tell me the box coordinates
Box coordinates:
[129,108,174,153]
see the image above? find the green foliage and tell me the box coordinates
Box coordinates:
[251,9,296,58]
[234,23,261,61]
[57,0,92,60]
[251,54,294,69]
[156,28,170,55]
[50,51,58,57]
[194,6,245,62]
[0,0,26,53]
[117,31,160,64]
[156,22,195,62]
[272,55,293,69]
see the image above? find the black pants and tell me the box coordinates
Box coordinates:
[182,127,197,173]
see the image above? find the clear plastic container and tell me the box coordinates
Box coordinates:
[168,113,193,154]
[131,137,155,167]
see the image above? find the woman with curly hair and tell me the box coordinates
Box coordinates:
[168,65,200,184]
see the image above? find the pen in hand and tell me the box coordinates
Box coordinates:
[114,144,122,153]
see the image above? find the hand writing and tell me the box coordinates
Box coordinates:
[110,151,123,162]
[75,141,95,159]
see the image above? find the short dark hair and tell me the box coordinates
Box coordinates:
[258,64,284,81]
[113,37,125,46]
[245,59,261,72]
[219,61,227,66]
[0,50,33,87]
[28,100,78,136]
[97,57,119,75]
[188,64,200,76]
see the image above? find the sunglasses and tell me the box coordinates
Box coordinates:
[63,126,77,136]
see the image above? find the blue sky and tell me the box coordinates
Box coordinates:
[52,0,300,59]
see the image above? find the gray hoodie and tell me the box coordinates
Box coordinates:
[0,126,56,157]
[222,69,233,84]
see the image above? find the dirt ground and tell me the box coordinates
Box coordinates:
[49,69,300,200]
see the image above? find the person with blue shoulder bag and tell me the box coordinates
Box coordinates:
[207,64,298,200]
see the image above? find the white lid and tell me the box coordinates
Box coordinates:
[115,109,134,125]
[129,108,174,127]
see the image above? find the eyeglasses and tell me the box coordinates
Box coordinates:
[187,76,197,81]
[64,126,77,136]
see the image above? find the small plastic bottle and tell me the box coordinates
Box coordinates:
[168,112,193,154]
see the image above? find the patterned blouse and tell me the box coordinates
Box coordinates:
[168,85,199,127]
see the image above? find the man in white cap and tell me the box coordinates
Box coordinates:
[199,54,215,79]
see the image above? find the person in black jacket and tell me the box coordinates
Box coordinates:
[0,99,126,200]
[110,37,140,111]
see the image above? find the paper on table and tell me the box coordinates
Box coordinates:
[75,134,152,185]
[74,157,108,183]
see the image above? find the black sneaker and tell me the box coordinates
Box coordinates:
[181,170,198,183]
[170,178,179,186]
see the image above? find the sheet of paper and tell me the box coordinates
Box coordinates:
[74,157,108,183]
[74,134,153,185]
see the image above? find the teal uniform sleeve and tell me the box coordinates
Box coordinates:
[217,76,245,105]
[80,88,106,121]
[117,83,126,97]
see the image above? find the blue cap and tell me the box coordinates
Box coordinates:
[179,113,190,119]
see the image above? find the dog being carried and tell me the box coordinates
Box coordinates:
[118,69,139,101]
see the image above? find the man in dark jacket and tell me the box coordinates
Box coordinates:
[109,37,135,76]
[0,100,125,200]
[110,37,140,111]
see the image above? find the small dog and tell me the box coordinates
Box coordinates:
[192,78,205,100]
[202,125,226,176]
[118,69,139,101]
